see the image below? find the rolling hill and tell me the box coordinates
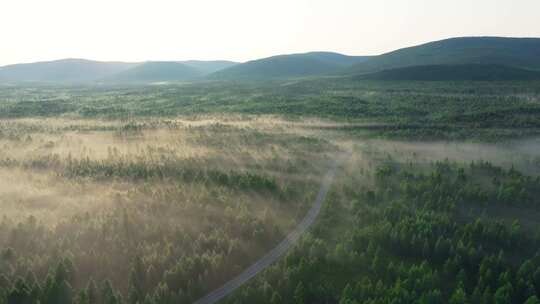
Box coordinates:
[0,59,138,83]
[180,60,238,75]
[358,64,540,81]
[210,52,371,80]
[3,37,540,83]
[103,61,206,83]
[346,37,540,75]
[0,59,238,84]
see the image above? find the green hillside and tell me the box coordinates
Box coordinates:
[104,61,204,83]
[346,37,540,75]
[210,52,370,80]
[358,64,540,81]
[181,60,238,74]
[0,59,236,84]
[0,59,138,83]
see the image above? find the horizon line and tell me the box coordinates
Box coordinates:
[1,35,539,68]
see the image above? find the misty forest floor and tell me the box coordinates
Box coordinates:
[1,80,540,304]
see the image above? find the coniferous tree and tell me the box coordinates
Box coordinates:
[86,279,98,304]
[525,296,540,304]
[339,284,354,304]
[493,283,512,304]
[270,291,282,304]
[449,285,467,304]
[102,280,121,304]
[293,282,305,304]
[7,278,32,304]
[128,256,146,304]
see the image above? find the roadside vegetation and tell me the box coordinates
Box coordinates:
[0,116,336,304]
[225,145,540,304]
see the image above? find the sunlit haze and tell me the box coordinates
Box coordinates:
[1,0,540,66]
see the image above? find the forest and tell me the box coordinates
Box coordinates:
[1,78,540,303]
[224,158,540,304]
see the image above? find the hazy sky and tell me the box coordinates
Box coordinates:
[2,0,539,66]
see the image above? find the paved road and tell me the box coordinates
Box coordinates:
[193,156,343,304]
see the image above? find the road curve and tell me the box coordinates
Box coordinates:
[193,156,344,304]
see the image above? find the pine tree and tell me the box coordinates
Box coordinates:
[7,278,32,304]
[62,257,77,286]
[339,284,354,304]
[420,289,442,304]
[481,287,492,304]
[102,280,121,304]
[142,294,155,304]
[449,285,467,304]
[128,256,147,304]
[152,283,173,304]
[270,291,282,304]
[42,263,73,304]
[493,283,512,304]
[471,286,483,304]
[86,279,98,304]
[525,296,540,304]
[294,282,305,304]
[24,271,40,304]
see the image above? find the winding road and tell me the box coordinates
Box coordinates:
[193,156,344,304]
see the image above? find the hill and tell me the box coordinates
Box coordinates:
[180,60,238,75]
[358,64,540,81]
[346,37,540,75]
[104,61,206,83]
[0,59,138,83]
[210,52,371,80]
[0,59,237,84]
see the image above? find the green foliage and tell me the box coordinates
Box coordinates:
[359,64,540,81]
[346,37,540,74]
[0,59,237,83]
[106,62,204,83]
[2,79,539,141]
[1,78,540,303]
[210,52,369,80]
[223,162,540,304]
[0,115,329,304]
[449,285,468,304]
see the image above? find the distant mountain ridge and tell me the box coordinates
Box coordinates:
[1,36,540,83]
[104,62,204,83]
[210,52,372,80]
[0,59,238,84]
[0,59,138,83]
[181,60,238,75]
[345,37,540,75]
